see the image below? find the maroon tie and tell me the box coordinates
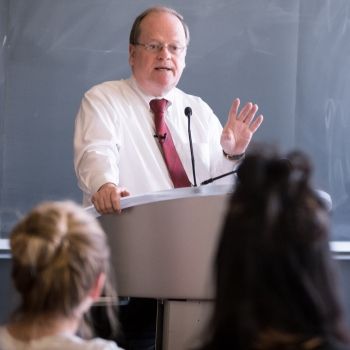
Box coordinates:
[150,98,191,188]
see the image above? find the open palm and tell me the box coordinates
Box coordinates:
[221,98,264,156]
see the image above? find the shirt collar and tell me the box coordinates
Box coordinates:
[128,75,174,108]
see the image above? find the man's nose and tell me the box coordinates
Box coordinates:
[157,45,172,59]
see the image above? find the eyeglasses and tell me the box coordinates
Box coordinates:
[135,42,186,55]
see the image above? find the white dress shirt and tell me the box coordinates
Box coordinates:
[74,76,236,206]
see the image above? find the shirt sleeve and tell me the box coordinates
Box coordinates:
[208,109,238,182]
[74,85,121,198]
[194,96,238,184]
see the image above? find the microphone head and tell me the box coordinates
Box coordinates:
[184,106,192,118]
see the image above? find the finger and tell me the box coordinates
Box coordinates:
[237,102,253,121]
[226,98,240,127]
[92,194,104,214]
[120,188,131,197]
[229,98,240,116]
[111,188,130,213]
[93,189,113,214]
[243,104,258,124]
[110,190,122,213]
[249,114,264,134]
[98,194,110,214]
[102,193,115,214]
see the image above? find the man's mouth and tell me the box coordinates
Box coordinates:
[155,67,172,71]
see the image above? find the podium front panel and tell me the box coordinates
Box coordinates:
[98,189,230,300]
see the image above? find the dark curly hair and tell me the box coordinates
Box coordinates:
[198,146,349,350]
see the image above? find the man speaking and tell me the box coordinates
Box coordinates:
[74,6,263,215]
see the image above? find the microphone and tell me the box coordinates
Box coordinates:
[154,133,167,142]
[201,157,287,185]
[185,106,197,187]
[201,169,238,185]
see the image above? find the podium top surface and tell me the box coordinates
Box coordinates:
[86,184,234,217]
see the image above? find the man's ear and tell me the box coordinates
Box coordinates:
[89,272,106,301]
[129,44,135,66]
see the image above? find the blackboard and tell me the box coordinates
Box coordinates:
[1,0,350,239]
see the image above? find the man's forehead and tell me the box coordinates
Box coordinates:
[139,11,186,39]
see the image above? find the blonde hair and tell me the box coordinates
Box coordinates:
[10,200,117,335]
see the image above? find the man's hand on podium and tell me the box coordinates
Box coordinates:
[92,182,130,214]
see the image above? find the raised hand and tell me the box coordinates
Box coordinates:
[220,98,263,156]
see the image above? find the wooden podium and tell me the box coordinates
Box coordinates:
[89,185,232,350]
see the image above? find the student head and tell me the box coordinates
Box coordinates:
[9,200,116,336]
[200,147,349,349]
[129,6,189,97]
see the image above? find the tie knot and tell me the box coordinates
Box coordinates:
[150,98,168,115]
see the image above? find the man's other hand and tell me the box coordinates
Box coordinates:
[92,183,130,214]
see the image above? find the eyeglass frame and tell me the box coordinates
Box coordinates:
[134,42,187,55]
